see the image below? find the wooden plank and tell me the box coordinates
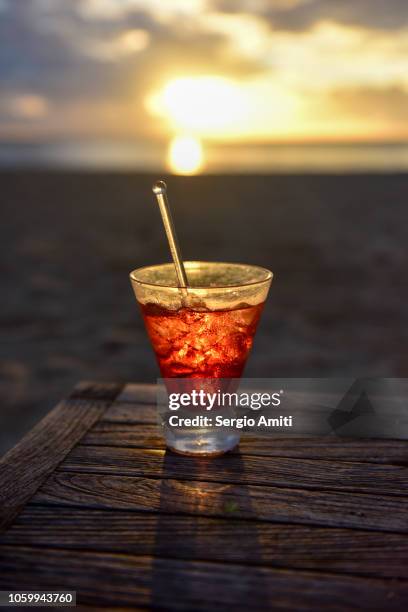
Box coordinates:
[0,382,122,533]
[117,383,157,404]
[76,608,148,612]
[69,381,123,402]
[32,471,408,532]
[61,445,408,497]
[79,608,148,611]
[78,608,149,611]
[1,506,407,579]
[102,403,158,424]
[0,546,406,611]
[84,421,408,464]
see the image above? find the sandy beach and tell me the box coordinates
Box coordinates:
[1,171,407,455]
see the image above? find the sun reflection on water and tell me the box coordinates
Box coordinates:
[167,135,204,175]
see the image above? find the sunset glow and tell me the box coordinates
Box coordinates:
[148,76,249,137]
[146,74,315,142]
[1,2,408,145]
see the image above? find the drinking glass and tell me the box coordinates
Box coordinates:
[130,261,272,455]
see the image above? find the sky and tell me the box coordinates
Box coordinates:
[1,0,408,144]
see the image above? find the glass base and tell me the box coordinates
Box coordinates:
[167,443,239,457]
[164,428,241,457]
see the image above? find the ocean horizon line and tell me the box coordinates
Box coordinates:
[0,139,408,173]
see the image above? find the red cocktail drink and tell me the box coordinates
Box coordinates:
[140,302,264,378]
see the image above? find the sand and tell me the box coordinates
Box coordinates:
[1,171,407,455]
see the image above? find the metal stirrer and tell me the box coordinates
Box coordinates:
[152,180,189,291]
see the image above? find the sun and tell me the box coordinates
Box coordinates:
[147,75,248,137]
[167,135,203,174]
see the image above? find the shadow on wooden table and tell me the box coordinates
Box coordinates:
[150,449,270,610]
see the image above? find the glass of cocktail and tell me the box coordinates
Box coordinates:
[130,260,272,455]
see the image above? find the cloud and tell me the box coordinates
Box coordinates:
[0,93,49,120]
[77,0,206,21]
[0,0,257,101]
[212,0,408,32]
[330,84,408,122]
[0,0,263,139]
[1,0,408,141]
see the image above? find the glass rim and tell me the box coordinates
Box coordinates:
[130,260,273,290]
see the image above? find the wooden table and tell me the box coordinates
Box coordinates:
[1,382,408,610]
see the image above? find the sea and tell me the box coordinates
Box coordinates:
[0,140,407,173]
